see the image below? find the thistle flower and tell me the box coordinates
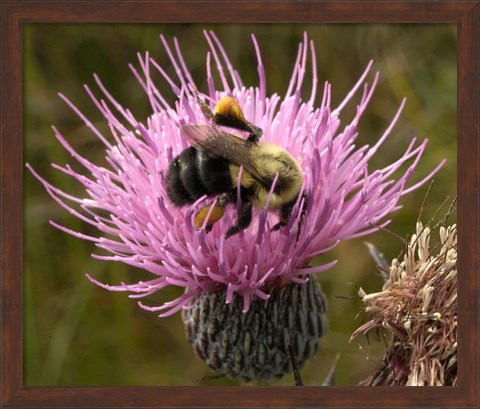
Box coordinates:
[27,31,443,380]
[351,222,457,386]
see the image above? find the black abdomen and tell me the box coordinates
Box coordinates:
[166,147,232,207]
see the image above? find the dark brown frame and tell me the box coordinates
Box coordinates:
[1,1,478,408]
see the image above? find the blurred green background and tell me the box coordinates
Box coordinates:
[24,24,456,386]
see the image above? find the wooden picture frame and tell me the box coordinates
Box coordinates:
[1,1,478,408]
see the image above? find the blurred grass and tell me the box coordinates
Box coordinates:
[24,24,456,386]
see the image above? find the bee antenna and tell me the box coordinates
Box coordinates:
[189,87,215,122]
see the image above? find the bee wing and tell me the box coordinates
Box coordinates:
[182,125,270,188]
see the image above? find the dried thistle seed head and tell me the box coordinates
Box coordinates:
[183,278,328,381]
[352,223,457,386]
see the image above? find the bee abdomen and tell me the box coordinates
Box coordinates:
[166,147,232,207]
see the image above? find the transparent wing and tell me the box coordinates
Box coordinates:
[182,125,270,188]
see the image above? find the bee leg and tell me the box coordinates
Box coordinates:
[225,200,253,238]
[216,192,234,207]
[272,193,309,234]
[246,124,263,143]
[204,224,213,233]
[272,200,296,231]
[203,193,234,233]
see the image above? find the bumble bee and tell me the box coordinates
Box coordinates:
[166,94,306,238]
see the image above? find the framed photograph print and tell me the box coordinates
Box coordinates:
[1,1,478,408]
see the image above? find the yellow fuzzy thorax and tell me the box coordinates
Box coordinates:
[229,143,304,210]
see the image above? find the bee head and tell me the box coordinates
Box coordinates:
[212,96,262,142]
[213,96,248,126]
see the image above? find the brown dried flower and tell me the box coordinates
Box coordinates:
[351,222,457,386]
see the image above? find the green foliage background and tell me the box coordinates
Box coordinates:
[24,24,456,386]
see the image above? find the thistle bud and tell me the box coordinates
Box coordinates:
[183,278,328,380]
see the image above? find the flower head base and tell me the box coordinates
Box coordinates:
[183,277,328,380]
[351,222,457,386]
[27,31,444,317]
